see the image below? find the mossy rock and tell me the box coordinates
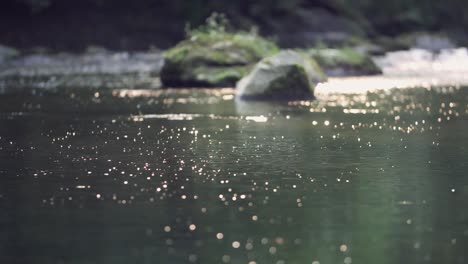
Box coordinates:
[236,50,327,100]
[161,30,279,87]
[304,47,381,76]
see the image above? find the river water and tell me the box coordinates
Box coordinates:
[0,83,467,263]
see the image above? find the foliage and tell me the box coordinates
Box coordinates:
[9,0,468,32]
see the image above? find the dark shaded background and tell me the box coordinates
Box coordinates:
[0,0,467,51]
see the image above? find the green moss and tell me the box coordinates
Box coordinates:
[192,65,248,87]
[165,31,278,66]
[161,16,279,87]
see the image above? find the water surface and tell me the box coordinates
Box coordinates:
[1,86,468,264]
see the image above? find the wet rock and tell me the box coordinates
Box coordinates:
[305,48,382,76]
[0,44,19,63]
[160,28,279,88]
[236,50,326,100]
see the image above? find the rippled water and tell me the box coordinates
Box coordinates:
[1,86,468,264]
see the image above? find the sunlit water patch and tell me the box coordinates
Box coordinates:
[0,86,468,264]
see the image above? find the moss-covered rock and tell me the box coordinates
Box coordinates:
[160,24,279,87]
[304,47,381,76]
[236,50,326,100]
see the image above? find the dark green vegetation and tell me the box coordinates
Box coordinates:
[1,0,467,50]
[1,86,468,263]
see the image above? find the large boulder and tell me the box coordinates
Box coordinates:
[236,50,326,100]
[160,30,279,88]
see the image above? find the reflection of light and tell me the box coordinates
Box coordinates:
[245,115,268,122]
[340,244,348,252]
[315,76,441,96]
[343,108,380,114]
[315,75,468,98]
[112,88,235,98]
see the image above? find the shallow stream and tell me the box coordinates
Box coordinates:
[1,84,467,263]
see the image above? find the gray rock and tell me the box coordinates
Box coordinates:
[236,50,326,100]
